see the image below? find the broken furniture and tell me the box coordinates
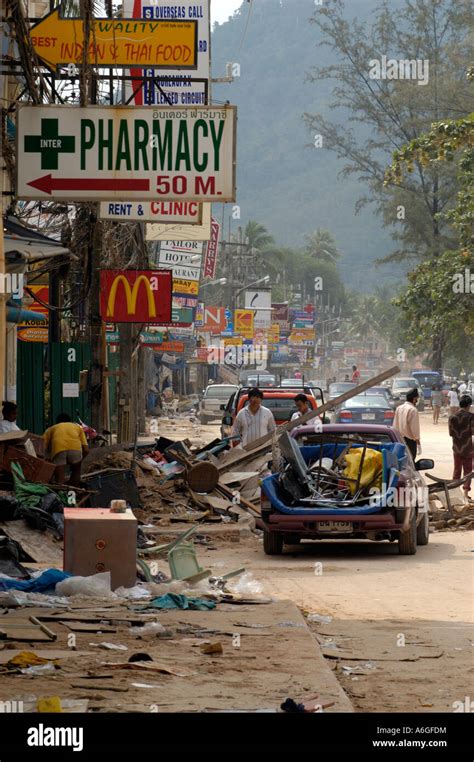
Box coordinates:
[63,507,137,590]
[425,471,474,518]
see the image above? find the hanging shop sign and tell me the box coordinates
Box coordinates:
[17,104,237,202]
[99,269,172,323]
[29,6,198,70]
[99,200,204,224]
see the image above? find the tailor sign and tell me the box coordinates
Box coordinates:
[17,105,236,201]
[99,270,172,323]
[29,7,198,70]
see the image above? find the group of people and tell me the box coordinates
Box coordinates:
[393,388,473,504]
[0,403,88,487]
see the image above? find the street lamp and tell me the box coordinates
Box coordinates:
[200,278,227,287]
[234,274,270,298]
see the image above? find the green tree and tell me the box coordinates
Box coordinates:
[305,228,341,264]
[244,220,275,250]
[305,0,473,263]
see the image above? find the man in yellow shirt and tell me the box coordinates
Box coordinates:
[43,413,89,486]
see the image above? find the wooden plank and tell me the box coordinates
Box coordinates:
[1,520,63,565]
[242,366,401,455]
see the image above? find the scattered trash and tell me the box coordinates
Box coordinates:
[225,572,263,596]
[128,622,172,639]
[37,697,62,713]
[150,593,216,611]
[128,653,153,663]
[56,572,116,599]
[90,642,128,651]
[307,613,333,624]
[341,662,376,675]
[5,651,58,669]
[277,621,305,628]
[0,568,70,593]
[200,641,224,655]
[114,585,151,600]
[22,662,57,676]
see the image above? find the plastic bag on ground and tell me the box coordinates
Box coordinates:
[128,622,167,638]
[55,571,116,599]
[225,572,264,596]
[115,584,151,600]
[307,613,333,624]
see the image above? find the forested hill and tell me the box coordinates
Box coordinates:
[211,0,407,291]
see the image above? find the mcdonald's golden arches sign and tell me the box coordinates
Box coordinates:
[100,270,172,323]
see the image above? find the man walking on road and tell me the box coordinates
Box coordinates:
[448,395,473,504]
[393,388,421,461]
[431,385,443,424]
[232,388,276,447]
[351,365,360,383]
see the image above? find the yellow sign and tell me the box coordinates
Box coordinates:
[224,337,243,347]
[234,309,254,339]
[268,324,280,343]
[29,8,197,70]
[173,278,199,295]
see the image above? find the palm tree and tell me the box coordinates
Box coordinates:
[305,228,340,264]
[244,220,274,251]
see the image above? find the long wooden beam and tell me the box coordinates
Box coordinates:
[242,365,401,453]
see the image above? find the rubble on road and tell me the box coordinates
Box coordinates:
[429,493,474,531]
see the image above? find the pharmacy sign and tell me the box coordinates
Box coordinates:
[17,105,236,202]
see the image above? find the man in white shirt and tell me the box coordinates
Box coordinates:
[393,388,420,460]
[458,381,467,396]
[290,393,311,422]
[232,388,276,447]
[0,402,20,434]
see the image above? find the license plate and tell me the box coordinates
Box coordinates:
[318,521,353,533]
[361,413,373,420]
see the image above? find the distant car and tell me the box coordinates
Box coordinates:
[199,384,239,424]
[333,393,395,425]
[328,382,356,400]
[390,377,425,411]
[244,374,277,388]
[410,370,442,401]
[280,378,305,387]
[368,386,395,408]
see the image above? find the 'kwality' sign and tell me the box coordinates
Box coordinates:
[17,105,236,202]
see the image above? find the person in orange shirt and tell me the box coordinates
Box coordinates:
[43,413,89,487]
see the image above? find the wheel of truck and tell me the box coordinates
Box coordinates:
[398,510,417,555]
[263,530,283,555]
[416,511,430,546]
[283,534,301,545]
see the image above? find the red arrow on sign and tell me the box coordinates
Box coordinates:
[26,175,150,195]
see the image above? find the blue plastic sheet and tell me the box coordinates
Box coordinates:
[0,568,71,592]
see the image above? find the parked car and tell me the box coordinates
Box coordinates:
[410,370,443,402]
[259,423,433,556]
[390,377,425,411]
[367,386,395,408]
[199,384,239,424]
[328,382,356,400]
[220,385,323,438]
[332,393,395,424]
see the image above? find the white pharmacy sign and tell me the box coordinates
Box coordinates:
[99,200,204,224]
[124,0,210,107]
[17,105,236,202]
[146,203,211,240]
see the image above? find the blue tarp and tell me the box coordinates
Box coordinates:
[0,568,71,593]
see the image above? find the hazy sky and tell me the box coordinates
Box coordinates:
[212,0,244,25]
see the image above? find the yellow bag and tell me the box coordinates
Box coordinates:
[342,448,383,494]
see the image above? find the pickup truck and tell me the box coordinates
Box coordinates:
[260,424,433,556]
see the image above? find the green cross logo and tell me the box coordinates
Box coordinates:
[24,119,75,170]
